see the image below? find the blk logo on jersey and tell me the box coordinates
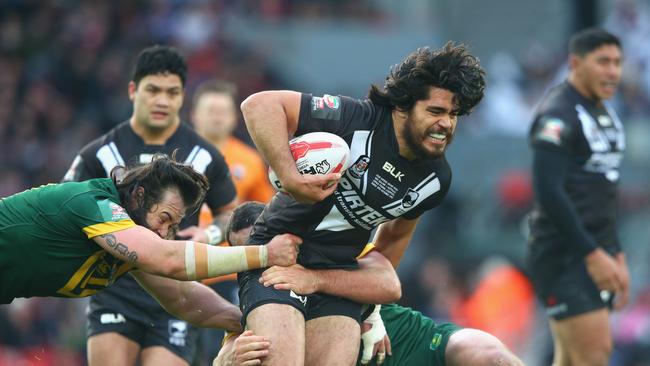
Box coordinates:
[348,155,370,179]
[382,161,405,182]
[100,313,126,324]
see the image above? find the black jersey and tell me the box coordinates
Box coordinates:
[63,120,236,313]
[528,82,625,252]
[249,94,451,269]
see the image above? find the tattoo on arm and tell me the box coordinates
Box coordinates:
[101,233,139,263]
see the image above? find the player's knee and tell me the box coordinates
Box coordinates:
[479,348,524,366]
[446,329,523,366]
[568,340,611,366]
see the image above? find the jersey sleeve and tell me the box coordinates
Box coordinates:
[295,93,374,137]
[65,194,136,239]
[204,148,237,211]
[62,141,107,182]
[529,114,576,153]
[401,165,452,220]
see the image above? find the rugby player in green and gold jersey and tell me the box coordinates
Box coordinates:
[0,154,301,332]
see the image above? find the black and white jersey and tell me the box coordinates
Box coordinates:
[528,82,625,250]
[249,94,451,269]
[63,120,236,313]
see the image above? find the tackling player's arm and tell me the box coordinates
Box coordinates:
[260,250,401,304]
[131,270,242,332]
[241,91,339,203]
[92,225,302,280]
[372,216,420,268]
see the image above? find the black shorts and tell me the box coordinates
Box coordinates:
[238,269,362,327]
[86,298,199,363]
[527,241,618,320]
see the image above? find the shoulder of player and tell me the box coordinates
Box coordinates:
[58,179,119,208]
[78,121,129,155]
[435,157,452,189]
[175,122,224,157]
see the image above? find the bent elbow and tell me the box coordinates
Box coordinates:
[240,92,267,118]
[385,277,402,303]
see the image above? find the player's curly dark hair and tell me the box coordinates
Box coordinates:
[112,150,209,222]
[225,201,265,244]
[368,42,486,116]
[131,45,187,87]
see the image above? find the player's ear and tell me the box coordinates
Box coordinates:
[130,186,145,203]
[128,81,137,101]
[568,54,581,70]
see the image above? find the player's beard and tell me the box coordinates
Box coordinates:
[403,114,454,159]
[127,204,149,229]
[128,204,177,240]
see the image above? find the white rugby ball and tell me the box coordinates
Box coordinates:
[268,132,350,191]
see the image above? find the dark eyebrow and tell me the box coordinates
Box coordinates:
[425,106,450,114]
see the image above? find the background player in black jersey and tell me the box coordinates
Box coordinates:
[62,46,243,366]
[237,43,485,365]
[527,28,629,366]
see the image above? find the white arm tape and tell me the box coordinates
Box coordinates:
[184,241,268,280]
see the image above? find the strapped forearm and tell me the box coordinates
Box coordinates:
[184,241,268,280]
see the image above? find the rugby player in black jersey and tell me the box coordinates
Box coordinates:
[527,28,628,366]
[237,43,486,365]
[62,46,250,366]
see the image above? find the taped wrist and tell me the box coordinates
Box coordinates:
[361,305,385,363]
[184,241,268,280]
[204,224,223,245]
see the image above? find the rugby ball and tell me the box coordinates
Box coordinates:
[268,132,350,191]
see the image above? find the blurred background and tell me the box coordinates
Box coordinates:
[1,0,649,365]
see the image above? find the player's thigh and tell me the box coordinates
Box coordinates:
[445,328,523,366]
[550,308,612,363]
[86,305,144,366]
[141,346,189,366]
[304,294,362,366]
[239,268,309,365]
[247,303,306,366]
[305,316,359,366]
[87,333,141,366]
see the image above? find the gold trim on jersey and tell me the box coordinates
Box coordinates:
[83,219,136,238]
[357,243,375,259]
[56,250,134,298]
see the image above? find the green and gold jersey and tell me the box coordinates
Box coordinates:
[365,304,461,366]
[355,244,461,366]
[0,178,136,303]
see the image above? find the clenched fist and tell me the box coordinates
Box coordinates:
[265,233,303,267]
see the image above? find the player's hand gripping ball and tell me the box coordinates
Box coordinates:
[268,132,351,191]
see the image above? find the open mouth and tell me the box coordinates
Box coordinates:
[428,132,447,143]
[151,111,168,119]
